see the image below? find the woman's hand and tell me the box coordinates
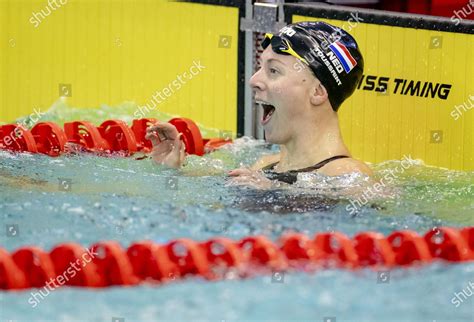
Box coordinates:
[145,122,186,169]
[227,168,274,190]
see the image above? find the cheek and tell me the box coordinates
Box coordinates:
[273,82,295,104]
[276,87,306,117]
[270,75,309,117]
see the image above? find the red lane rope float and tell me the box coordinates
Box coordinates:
[97,120,138,154]
[64,121,110,152]
[168,117,204,156]
[0,124,38,153]
[239,236,288,271]
[30,122,68,157]
[131,118,157,152]
[424,227,472,261]
[353,232,396,267]
[0,117,232,157]
[313,232,359,268]
[203,138,233,153]
[127,241,179,283]
[11,247,56,289]
[165,239,211,278]
[49,243,102,287]
[0,248,27,290]
[90,242,139,286]
[1,227,472,291]
[461,227,474,253]
[200,237,245,271]
[387,230,432,266]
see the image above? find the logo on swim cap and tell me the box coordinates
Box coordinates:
[279,26,296,37]
[328,42,358,73]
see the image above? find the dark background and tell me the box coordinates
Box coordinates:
[274,0,474,20]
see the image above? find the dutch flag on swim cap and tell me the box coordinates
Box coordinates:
[329,41,358,73]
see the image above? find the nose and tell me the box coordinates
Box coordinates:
[249,67,265,93]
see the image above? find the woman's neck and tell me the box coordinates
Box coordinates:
[276,114,349,172]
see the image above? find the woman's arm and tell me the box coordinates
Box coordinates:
[227,153,283,189]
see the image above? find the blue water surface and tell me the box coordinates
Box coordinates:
[1,137,473,322]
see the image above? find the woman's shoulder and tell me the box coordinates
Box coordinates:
[251,153,280,171]
[318,157,373,177]
[250,153,372,176]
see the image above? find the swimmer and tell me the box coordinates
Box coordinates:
[146,21,373,189]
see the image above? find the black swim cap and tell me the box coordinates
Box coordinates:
[261,21,364,111]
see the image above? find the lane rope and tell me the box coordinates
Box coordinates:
[1,227,473,290]
[0,118,232,157]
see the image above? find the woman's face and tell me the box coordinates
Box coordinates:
[249,46,318,144]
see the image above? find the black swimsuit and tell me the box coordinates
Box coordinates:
[262,155,349,184]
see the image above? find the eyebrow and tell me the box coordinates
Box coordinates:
[260,57,286,66]
[259,58,286,66]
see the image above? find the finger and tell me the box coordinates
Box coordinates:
[228,170,246,177]
[147,123,174,136]
[226,176,255,185]
[158,131,169,142]
[146,122,163,133]
[174,134,185,151]
[146,124,169,144]
[146,123,181,145]
[179,142,186,164]
[225,178,259,189]
[153,129,172,142]
[145,132,161,146]
[174,132,183,143]
[228,168,252,176]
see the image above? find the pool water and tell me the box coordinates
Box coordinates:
[0,102,473,322]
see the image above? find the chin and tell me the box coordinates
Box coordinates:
[264,130,283,144]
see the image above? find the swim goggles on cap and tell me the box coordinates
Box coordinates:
[261,33,309,65]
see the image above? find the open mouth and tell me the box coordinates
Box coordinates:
[257,101,276,125]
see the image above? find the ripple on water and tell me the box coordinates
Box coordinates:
[1,106,473,321]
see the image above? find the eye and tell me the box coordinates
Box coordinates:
[269,67,279,74]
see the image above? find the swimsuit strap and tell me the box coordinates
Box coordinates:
[262,155,349,173]
[261,161,279,171]
[262,155,349,184]
[290,155,350,172]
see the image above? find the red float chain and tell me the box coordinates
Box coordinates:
[0,118,232,157]
[1,227,472,291]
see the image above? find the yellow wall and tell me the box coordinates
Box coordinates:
[294,15,474,171]
[0,0,238,133]
[2,1,472,170]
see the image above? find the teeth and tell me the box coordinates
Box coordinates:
[255,100,272,105]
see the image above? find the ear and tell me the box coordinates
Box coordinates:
[309,83,328,106]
